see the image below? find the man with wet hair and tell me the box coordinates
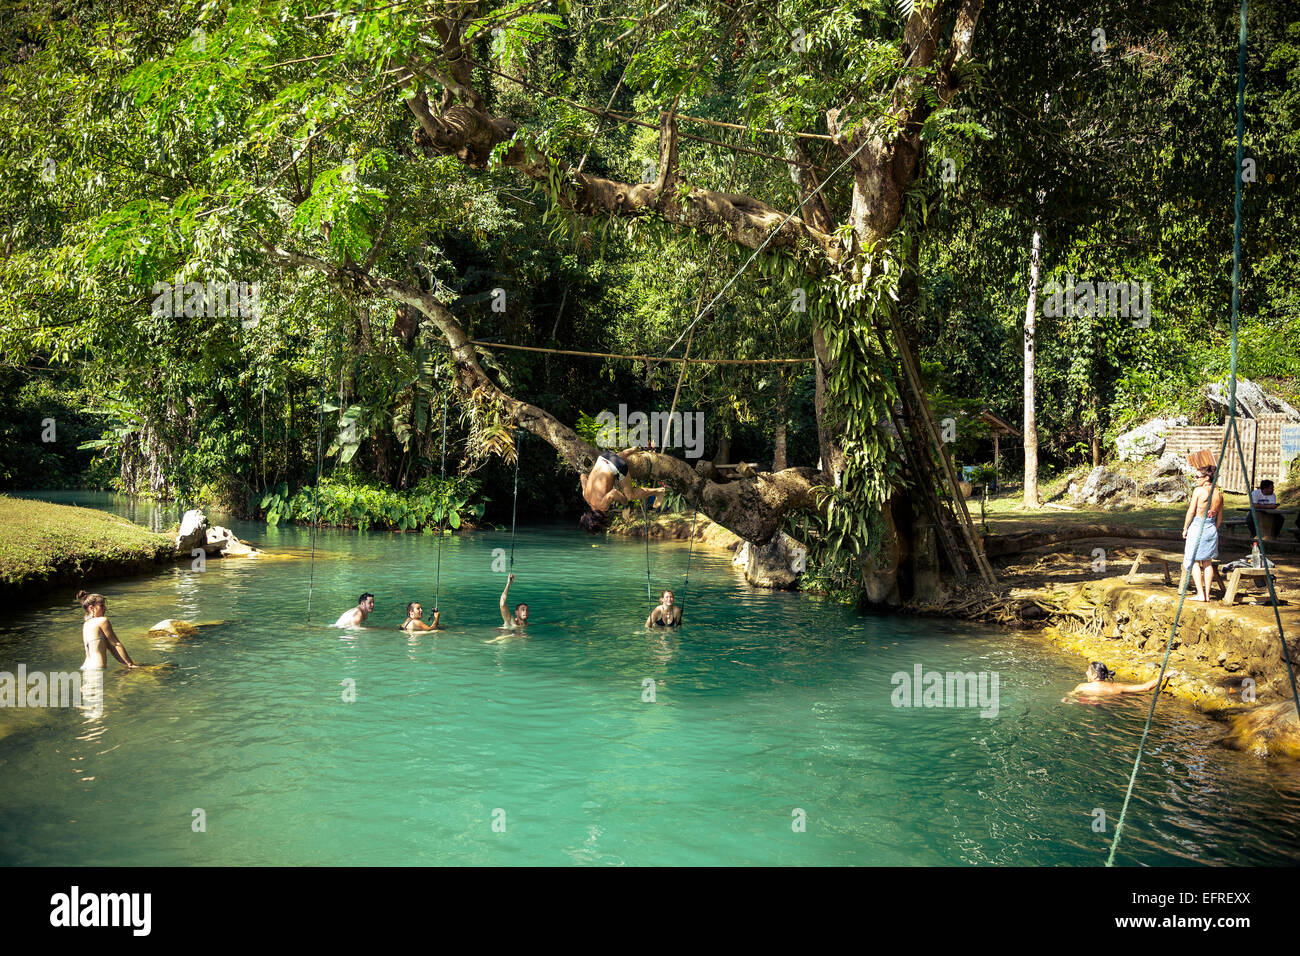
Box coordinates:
[578,448,664,534]
[645,590,683,628]
[335,593,375,628]
[498,573,528,629]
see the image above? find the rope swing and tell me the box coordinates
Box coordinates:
[305,375,325,622]
[508,428,522,572]
[1106,0,1300,865]
[434,392,448,613]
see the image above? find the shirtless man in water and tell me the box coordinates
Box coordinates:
[645,590,683,628]
[77,590,138,671]
[578,449,664,534]
[1067,662,1169,699]
[335,593,375,628]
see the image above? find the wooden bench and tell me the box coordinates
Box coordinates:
[1222,566,1278,606]
[1126,548,1189,591]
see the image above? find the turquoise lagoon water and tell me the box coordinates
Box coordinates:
[1,492,1299,866]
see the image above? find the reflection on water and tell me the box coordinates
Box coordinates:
[0,494,1298,865]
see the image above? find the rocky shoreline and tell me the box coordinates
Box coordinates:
[613,513,1300,758]
[0,501,265,600]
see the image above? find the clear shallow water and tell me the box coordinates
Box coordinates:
[2,492,1299,866]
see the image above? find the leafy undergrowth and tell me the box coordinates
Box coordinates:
[0,495,173,588]
[257,474,486,532]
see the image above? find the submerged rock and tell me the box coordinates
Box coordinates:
[146,619,199,639]
[1224,700,1300,759]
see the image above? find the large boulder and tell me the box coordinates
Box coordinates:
[1115,416,1189,461]
[732,532,806,589]
[1137,476,1189,503]
[1073,466,1137,505]
[1151,451,1196,478]
[1223,700,1300,759]
[175,509,208,554]
[205,525,259,557]
[1205,377,1300,421]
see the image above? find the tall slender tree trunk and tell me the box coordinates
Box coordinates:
[773,382,788,471]
[1023,226,1042,507]
[1091,394,1101,467]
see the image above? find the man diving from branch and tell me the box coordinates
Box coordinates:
[578,448,664,533]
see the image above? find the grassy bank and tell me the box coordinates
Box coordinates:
[0,495,175,597]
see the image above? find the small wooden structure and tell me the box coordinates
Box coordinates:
[978,409,1020,491]
[1166,414,1300,494]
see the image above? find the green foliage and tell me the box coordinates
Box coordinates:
[260,473,485,533]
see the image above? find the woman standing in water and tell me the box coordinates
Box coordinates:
[1182,465,1224,601]
[77,590,138,671]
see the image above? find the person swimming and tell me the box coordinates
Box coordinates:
[335,593,375,628]
[401,601,440,631]
[578,448,665,533]
[645,589,682,628]
[1067,661,1167,698]
[77,590,138,671]
[498,573,528,628]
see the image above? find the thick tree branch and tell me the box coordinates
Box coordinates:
[259,240,824,544]
[404,65,840,265]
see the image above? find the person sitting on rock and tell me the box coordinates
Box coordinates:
[645,590,683,628]
[1067,662,1167,698]
[1246,479,1278,539]
[578,449,664,534]
[401,601,440,632]
[335,593,374,628]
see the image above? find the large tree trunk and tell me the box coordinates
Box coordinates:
[265,0,987,583]
[1023,225,1042,507]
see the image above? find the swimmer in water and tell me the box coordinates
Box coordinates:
[76,590,138,671]
[1067,661,1168,698]
[401,601,440,631]
[645,589,682,628]
[335,593,375,628]
[498,573,528,629]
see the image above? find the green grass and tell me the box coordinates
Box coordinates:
[0,495,173,590]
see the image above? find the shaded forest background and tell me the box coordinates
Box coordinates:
[2,0,1298,533]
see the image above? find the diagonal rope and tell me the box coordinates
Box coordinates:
[659,132,872,361]
[1106,0,1299,865]
[508,429,521,572]
[306,290,344,622]
[305,375,325,622]
[434,389,448,612]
